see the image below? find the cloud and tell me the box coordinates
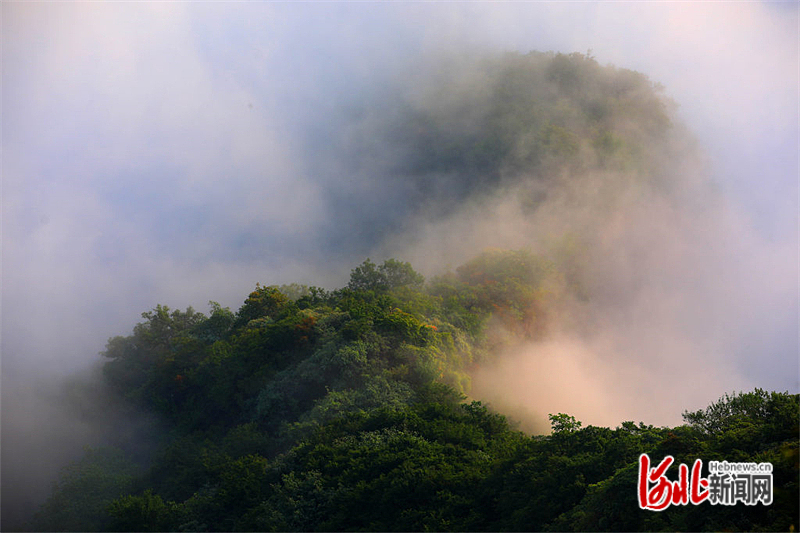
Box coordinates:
[2,2,796,526]
[378,157,795,429]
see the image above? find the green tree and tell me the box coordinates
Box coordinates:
[549,413,582,433]
[348,259,425,292]
[106,490,184,532]
[235,284,292,329]
[33,447,139,532]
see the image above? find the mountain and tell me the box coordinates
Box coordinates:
[31,51,799,532]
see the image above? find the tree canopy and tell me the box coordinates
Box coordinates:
[32,50,798,532]
[36,251,798,531]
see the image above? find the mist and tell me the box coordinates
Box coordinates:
[2,2,797,529]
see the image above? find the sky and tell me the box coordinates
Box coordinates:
[1,0,798,524]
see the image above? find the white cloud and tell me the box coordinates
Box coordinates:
[2,3,796,521]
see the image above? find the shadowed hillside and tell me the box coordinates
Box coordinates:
[28,52,799,532]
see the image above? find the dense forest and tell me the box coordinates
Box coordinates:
[31,51,798,531]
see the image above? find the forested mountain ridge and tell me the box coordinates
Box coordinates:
[311,50,702,258]
[31,51,798,532]
[34,254,799,531]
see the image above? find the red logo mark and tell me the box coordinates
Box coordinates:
[638,454,709,511]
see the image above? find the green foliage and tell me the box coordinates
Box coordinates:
[102,305,206,403]
[348,258,425,292]
[45,248,800,533]
[41,48,797,531]
[106,490,184,532]
[551,393,799,532]
[449,249,563,340]
[191,301,235,343]
[33,447,140,532]
[278,283,312,301]
[74,251,799,532]
[235,284,292,329]
[549,412,582,433]
[683,388,799,438]
[257,399,522,532]
[378,49,679,212]
[135,304,207,348]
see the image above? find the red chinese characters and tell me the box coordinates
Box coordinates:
[638,454,709,511]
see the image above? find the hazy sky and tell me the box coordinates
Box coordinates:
[2,0,797,433]
[2,3,797,524]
